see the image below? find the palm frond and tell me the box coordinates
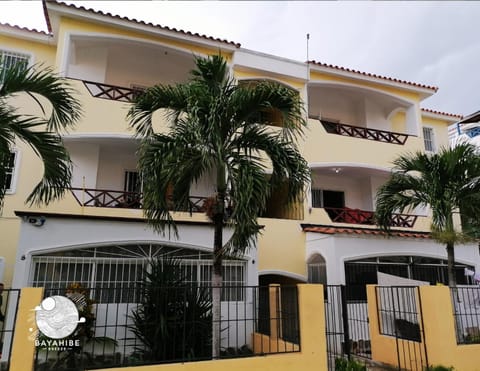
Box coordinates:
[0,64,81,208]
[5,114,72,205]
[229,81,306,140]
[1,63,81,131]
[224,157,269,256]
[229,125,309,198]
[127,54,309,264]
[376,142,480,239]
[128,84,190,137]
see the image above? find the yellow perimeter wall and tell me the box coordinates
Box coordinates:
[10,287,44,371]
[9,285,326,371]
[367,285,480,371]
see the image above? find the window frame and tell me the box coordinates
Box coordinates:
[30,254,247,303]
[4,149,20,195]
[422,126,436,153]
[307,254,327,284]
[123,169,142,194]
[0,48,33,84]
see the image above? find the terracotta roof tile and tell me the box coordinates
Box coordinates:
[48,1,240,48]
[301,224,431,239]
[0,22,50,36]
[308,60,438,92]
[421,108,463,119]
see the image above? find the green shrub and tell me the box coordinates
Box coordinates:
[335,357,367,371]
[129,257,212,363]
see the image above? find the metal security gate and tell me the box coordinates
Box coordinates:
[0,289,21,371]
[324,285,371,370]
[376,286,428,371]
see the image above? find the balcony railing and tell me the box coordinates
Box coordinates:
[82,80,143,102]
[318,119,409,145]
[324,207,417,228]
[69,188,207,213]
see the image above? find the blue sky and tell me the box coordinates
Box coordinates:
[1,1,479,116]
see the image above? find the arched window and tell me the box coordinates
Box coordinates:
[307,254,327,284]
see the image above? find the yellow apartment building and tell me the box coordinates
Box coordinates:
[0,0,477,302]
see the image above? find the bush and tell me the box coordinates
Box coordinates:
[424,366,454,371]
[129,257,212,363]
[335,358,367,371]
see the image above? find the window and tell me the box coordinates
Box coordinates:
[199,262,246,301]
[0,50,30,84]
[2,151,17,193]
[30,249,247,303]
[344,256,474,300]
[311,189,345,208]
[307,254,327,284]
[124,170,141,193]
[423,127,435,152]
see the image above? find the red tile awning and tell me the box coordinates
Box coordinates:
[301,224,431,239]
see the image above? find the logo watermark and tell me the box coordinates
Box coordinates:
[33,295,85,351]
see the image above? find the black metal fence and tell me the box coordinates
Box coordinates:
[375,286,428,371]
[451,286,480,344]
[324,285,370,371]
[0,289,21,371]
[33,285,299,370]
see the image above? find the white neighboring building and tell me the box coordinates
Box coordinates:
[450,111,480,146]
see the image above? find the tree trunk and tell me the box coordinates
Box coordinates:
[211,212,223,358]
[446,242,456,287]
[211,165,226,359]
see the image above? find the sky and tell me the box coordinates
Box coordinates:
[0,1,479,116]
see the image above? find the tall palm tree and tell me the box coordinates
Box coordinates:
[375,143,480,287]
[0,63,81,207]
[128,55,310,357]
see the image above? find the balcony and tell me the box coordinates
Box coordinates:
[65,35,195,93]
[319,119,409,145]
[70,187,208,213]
[304,82,423,166]
[324,207,417,228]
[302,118,424,168]
[308,168,422,229]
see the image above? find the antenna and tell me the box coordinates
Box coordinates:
[306,33,310,61]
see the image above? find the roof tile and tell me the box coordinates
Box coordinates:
[421,107,463,119]
[49,1,241,48]
[0,22,50,36]
[308,60,438,92]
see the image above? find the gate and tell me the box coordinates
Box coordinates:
[324,285,370,370]
[375,286,428,371]
[0,289,21,371]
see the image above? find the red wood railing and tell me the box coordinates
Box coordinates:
[82,80,143,102]
[70,188,207,212]
[324,207,417,228]
[318,119,409,145]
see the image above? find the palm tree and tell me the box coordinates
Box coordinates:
[375,143,480,287]
[0,63,81,207]
[128,55,310,357]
